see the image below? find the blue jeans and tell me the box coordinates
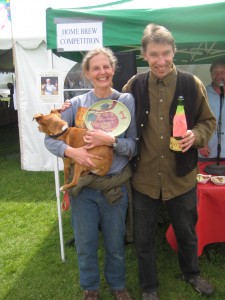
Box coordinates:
[70,185,128,291]
[133,187,200,292]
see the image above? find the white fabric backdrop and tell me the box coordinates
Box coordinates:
[14,41,75,171]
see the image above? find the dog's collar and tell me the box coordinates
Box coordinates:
[49,127,68,139]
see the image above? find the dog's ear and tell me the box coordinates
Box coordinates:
[33,113,43,122]
[56,108,62,114]
[50,108,62,115]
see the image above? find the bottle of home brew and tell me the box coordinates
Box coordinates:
[170,96,187,152]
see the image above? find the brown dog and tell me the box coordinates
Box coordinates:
[33,109,113,191]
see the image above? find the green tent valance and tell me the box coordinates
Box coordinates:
[46,1,225,66]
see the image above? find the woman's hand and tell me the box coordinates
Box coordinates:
[83,130,115,148]
[61,99,72,112]
[64,145,103,168]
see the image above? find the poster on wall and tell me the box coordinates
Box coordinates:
[37,70,63,104]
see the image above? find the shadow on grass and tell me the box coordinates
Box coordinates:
[2,217,81,300]
[1,218,139,300]
[2,211,225,300]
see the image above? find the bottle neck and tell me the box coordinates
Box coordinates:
[176,102,184,114]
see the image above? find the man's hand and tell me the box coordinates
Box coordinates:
[178,130,195,153]
[198,146,210,157]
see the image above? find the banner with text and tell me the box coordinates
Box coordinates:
[57,21,103,52]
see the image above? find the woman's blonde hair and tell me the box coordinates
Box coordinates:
[81,47,117,79]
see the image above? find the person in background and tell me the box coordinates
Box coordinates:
[7,82,14,109]
[199,60,225,159]
[123,23,216,300]
[41,78,57,95]
[45,47,136,300]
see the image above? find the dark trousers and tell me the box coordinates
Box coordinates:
[133,187,200,292]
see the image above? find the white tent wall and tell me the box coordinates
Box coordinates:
[14,41,75,171]
[177,64,211,86]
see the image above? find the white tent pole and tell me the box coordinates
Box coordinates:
[53,155,66,262]
[47,49,65,262]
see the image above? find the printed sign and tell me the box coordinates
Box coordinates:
[57,21,103,52]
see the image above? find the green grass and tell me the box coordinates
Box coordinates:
[0,122,225,300]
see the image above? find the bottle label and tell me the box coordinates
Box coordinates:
[170,137,182,151]
[173,114,187,137]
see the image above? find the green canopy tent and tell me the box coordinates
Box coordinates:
[46,0,225,66]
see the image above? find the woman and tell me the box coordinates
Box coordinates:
[45,47,136,300]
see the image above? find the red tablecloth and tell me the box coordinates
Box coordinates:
[166,161,225,256]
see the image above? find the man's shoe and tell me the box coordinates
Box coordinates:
[113,288,132,300]
[142,291,159,300]
[83,290,99,300]
[183,275,214,296]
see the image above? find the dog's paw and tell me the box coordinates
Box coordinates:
[60,186,66,193]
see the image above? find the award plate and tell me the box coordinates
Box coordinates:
[84,100,131,137]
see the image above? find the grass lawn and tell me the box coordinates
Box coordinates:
[0,122,225,300]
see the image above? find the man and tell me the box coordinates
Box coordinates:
[7,82,14,109]
[123,24,216,300]
[199,60,225,159]
[41,78,57,95]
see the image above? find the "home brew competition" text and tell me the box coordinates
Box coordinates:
[58,27,100,45]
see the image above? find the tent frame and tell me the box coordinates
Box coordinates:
[48,49,65,263]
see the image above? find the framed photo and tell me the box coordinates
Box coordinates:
[37,70,63,104]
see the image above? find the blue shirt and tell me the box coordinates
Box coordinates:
[44,89,137,174]
[199,83,225,158]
